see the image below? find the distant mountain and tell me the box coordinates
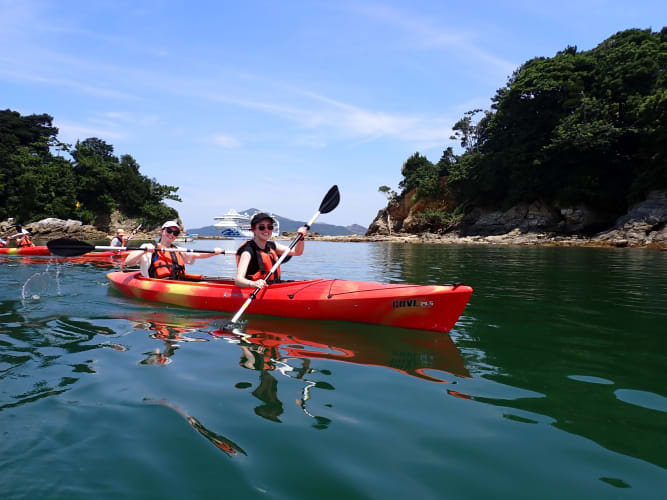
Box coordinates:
[346,224,367,234]
[188,209,367,237]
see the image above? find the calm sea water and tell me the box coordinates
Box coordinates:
[1,241,665,499]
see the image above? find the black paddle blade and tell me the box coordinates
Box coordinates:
[46,238,95,257]
[319,185,340,214]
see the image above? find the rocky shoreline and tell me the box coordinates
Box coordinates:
[3,191,666,251]
[287,231,666,249]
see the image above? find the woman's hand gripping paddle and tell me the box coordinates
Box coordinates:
[222,185,340,331]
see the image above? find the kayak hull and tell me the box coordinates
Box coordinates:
[106,271,473,332]
[0,245,129,260]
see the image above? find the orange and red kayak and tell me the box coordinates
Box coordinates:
[0,245,130,260]
[0,246,52,256]
[107,271,473,332]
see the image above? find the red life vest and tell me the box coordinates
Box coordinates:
[148,245,186,280]
[236,240,282,282]
[17,235,34,248]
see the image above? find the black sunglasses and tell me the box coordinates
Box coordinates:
[257,224,274,231]
[164,227,180,236]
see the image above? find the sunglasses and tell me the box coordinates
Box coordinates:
[256,224,274,231]
[164,227,180,236]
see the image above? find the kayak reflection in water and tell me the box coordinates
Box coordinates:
[143,398,246,457]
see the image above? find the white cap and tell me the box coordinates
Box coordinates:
[21,228,29,234]
[161,220,180,229]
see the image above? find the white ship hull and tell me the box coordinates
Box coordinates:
[213,209,279,238]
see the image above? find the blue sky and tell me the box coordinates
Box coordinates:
[1,1,664,229]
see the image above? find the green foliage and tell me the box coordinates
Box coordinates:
[0,109,180,226]
[412,208,463,232]
[439,27,667,216]
[399,152,442,200]
[378,185,397,202]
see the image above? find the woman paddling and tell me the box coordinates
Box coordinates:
[124,220,222,279]
[16,228,34,248]
[235,213,307,289]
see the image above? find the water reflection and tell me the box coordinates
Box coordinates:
[210,316,471,426]
[121,312,210,366]
[143,397,247,457]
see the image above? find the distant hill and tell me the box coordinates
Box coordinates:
[188,209,367,237]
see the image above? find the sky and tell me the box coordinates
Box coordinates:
[1,0,665,229]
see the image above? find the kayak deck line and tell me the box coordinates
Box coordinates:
[107,271,473,333]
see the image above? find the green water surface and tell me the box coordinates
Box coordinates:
[0,242,665,499]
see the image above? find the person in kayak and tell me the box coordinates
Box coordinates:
[235,212,307,289]
[110,228,127,247]
[16,229,34,248]
[124,220,222,279]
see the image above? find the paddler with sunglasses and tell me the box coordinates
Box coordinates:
[124,220,222,279]
[235,213,307,289]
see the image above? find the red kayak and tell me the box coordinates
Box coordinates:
[0,246,52,256]
[107,271,473,332]
[0,245,130,260]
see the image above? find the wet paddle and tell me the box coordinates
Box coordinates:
[224,185,340,330]
[47,238,228,257]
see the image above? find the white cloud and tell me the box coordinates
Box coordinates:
[213,135,241,148]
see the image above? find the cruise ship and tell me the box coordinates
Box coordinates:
[213,209,280,238]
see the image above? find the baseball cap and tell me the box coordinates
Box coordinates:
[250,212,275,226]
[161,220,180,229]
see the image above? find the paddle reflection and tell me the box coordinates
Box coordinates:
[143,397,246,457]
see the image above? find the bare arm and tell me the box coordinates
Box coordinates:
[276,226,308,256]
[234,251,266,289]
[124,244,153,267]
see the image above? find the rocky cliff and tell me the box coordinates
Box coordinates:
[367,190,667,249]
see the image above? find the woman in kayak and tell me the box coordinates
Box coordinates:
[16,229,34,248]
[110,228,127,247]
[235,212,307,289]
[124,220,222,279]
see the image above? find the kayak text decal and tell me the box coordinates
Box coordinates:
[392,299,434,309]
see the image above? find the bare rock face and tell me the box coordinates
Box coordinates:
[594,191,667,246]
[23,218,109,240]
[365,188,667,249]
[558,205,612,234]
[460,201,562,236]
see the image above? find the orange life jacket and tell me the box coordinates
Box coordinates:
[112,235,128,247]
[17,235,34,248]
[148,245,186,280]
[236,240,282,282]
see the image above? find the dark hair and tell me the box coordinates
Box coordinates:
[250,212,275,227]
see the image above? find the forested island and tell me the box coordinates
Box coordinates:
[0,109,178,237]
[369,27,667,248]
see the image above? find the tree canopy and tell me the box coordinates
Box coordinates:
[392,27,667,219]
[0,109,179,226]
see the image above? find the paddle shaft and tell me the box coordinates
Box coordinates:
[101,245,225,254]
